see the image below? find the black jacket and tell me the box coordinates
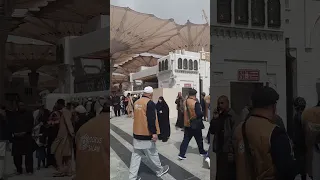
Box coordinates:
[0,114,10,140]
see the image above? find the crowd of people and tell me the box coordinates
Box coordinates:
[110,93,142,118]
[0,96,110,180]
[209,86,320,180]
[122,85,320,180]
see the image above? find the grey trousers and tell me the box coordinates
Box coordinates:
[128,147,163,180]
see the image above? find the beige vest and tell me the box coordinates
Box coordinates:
[133,97,160,135]
[234,115,277,180]
[302,107,320,175]
[75,113,109,180]
[184,98,197,127]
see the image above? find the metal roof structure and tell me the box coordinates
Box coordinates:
[10,16,86,44]
[6,42,56,71]
[149,21,210,55]
[110,5,182,65]
[115,55,158,75]
[12,69,58,88]
[112,73,129,84]
[10,0,109,44]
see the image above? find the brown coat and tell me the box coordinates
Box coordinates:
[75,113,109,180]
[183,98,197,127]
[301,107,320,176]
[133,97,160,135]
[233,113,277,180]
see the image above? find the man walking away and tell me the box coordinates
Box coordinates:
[112,93,121,117]
[129,86,169,180]
[74,102,110,180]
[233,87,298,180]
[178,89,207,160]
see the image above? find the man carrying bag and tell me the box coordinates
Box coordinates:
[178,89,206,160]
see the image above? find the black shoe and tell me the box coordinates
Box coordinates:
[136,176,141,180]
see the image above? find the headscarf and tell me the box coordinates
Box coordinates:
[75,105,87,114]
[156,96,168,110]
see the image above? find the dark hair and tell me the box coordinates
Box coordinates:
[251,87,279,108]
[101,101,110,113]
[57,99,65,106]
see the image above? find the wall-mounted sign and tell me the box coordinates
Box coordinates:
[238,69,260,81]
[184,83,192,87]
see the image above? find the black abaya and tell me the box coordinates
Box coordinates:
[156,98,170,142]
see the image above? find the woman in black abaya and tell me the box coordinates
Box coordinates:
[156,97,170,142]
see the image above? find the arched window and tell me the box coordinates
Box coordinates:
[217,0,232,24]
[161,61,165,71]
[189,59,193,70]
[194,60,198,70]
[158,61,162,71]
[267,0,281,28]
[165,59,168,70]
[235,0,248,25]
[251,0,265,27]
[178,58,182,69]
[183,59,188,69]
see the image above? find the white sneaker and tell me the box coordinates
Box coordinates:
[205,157,210,168]
[156,165,169,177]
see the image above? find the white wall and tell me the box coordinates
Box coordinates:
[210,0,287,124]
[152,88,182,119]
[284,0,320,107]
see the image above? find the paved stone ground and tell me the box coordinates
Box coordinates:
[3,146,73,180]
[3,115,215,180]
[110,115,214,180]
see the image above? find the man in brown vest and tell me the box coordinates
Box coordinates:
[178,89,207,160]
[74,101,110,180]
[129,86,169,180]
[301,105,320,179]
[233,86,298,180]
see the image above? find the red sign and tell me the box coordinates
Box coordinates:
[238,69,260,81]
[184,83,192,87]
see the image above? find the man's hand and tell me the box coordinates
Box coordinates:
[152,134,158,142]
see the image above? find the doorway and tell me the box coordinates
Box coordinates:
[230,82,263,115]
[182,87,191,98]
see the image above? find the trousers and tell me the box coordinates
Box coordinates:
[179,127,206,156]
[0,141,7,178]
[128,147,163,180]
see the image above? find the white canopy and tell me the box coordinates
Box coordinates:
[149,21,210,55]
[115,55,158,75]
[110,5,182,65]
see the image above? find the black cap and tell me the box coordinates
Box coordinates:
[189,89,197,96]
[251,86,279,108]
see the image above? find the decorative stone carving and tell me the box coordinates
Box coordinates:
[211,25,283,41]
